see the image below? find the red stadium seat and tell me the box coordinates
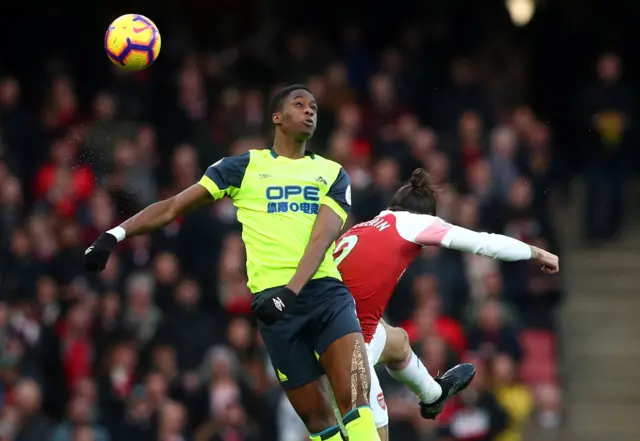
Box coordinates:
[520,330,558,384]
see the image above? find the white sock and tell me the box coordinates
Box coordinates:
[385,350,442,404]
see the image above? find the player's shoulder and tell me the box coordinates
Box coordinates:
[208,150,253,168]
[310,152,340,166]
[389,210,451,243]
[309,153,348,184]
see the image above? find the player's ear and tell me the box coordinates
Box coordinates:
[272,112,281,125]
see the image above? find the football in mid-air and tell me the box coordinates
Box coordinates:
[104,14,161,71]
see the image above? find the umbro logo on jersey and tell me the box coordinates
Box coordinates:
[316,176,327,185]
[273,297,285,311]
[258,173,272,179]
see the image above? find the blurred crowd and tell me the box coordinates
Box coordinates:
[2,10,636,441]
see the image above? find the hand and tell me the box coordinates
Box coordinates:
[252,287,297,325]
[530,246,559,273]
[84,232,118,271]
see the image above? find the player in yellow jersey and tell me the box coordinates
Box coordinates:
[84,85,380,441]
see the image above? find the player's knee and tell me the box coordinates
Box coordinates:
[331,370,371,415]
[384,327,411,367]
[398,327,411,360]
[333,387,369,417]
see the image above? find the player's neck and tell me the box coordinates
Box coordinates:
[273,132,307,159]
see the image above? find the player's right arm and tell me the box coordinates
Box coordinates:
[84,153,250,272]
[394,211,559,273]
[119,184,210,237]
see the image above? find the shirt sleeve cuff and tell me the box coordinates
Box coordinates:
[198,175,225,200]
[321,197,348,224]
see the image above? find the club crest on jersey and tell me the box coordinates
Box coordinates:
[265,185,320,214]
[377,392,386,410]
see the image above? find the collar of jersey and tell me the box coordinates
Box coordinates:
[270,148,315,160]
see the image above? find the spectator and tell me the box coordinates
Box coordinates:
[13,379,52,441]
[51,395,110,441]
[33,138,95,219]
[151,344,188,403]
[531,383,562,431]
[491,354,533,441]
[71,424,97,441]
[159,279,218,371]
[123,272,162,346]
[115,385,156,441]
[159,401,188,441]
[466,299,523,362]
[98,342,138,427]
[438,357,508,441]
[577,53,635,241]
[84,91,135,173]
[58,302,94,391]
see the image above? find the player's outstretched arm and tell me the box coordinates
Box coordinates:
[85,152,250,273]
[117,184,210,237]
[436,224,559,273]
[287,205,345,293]
[84,184,211,272]
[396,212,559,273]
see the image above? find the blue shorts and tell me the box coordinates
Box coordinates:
[255,277,362,390]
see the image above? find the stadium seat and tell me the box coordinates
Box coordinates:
[520,330,558,384]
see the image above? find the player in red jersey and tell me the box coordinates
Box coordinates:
[334,169,559,440]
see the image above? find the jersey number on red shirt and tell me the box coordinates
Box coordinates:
[334,235,358,266]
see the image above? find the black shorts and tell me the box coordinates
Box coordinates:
[255,277,362,390]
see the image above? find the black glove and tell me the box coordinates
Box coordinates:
[252,287,297,325]
[84,232,118,272]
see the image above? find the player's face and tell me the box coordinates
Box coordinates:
[276,89,318,138]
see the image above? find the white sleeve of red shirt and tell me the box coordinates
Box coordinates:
[389,210,532,261]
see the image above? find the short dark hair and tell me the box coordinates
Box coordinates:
[388,168,438,215]
[269,84,311,116]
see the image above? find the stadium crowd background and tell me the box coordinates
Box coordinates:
[0,0,638,440]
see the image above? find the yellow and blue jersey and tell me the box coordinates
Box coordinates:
[198,148,351,293]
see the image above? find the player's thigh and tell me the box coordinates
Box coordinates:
[257,311,324,392]
[377,319,411,365]
[285,379,338,434]
[367,357,389,430]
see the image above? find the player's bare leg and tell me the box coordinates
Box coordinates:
[376,424,388,441]
[376,319,411,365]
[320,332,381,441]
[285,380,342,441]
[378,320,476,419]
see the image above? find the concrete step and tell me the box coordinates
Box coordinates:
[555,178,640,440]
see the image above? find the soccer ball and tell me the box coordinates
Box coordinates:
[104,14,161,71]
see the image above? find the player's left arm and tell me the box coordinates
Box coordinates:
[395,211,558,273]
[287,168,351,293]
